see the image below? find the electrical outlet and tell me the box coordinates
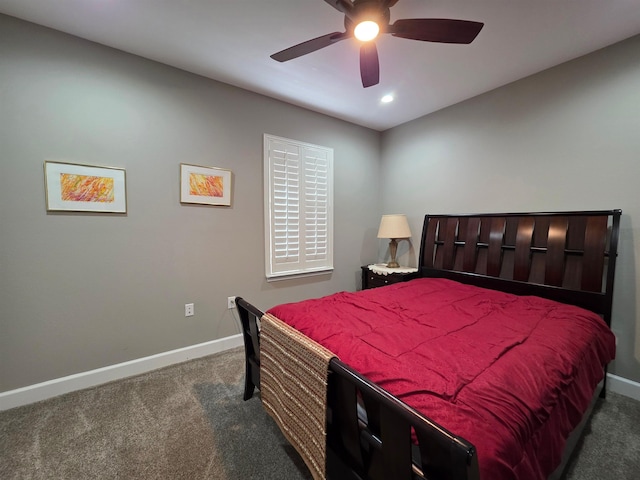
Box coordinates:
[185,303,194,317]
[227,296,237,309]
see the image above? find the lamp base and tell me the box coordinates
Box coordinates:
[387,238,400,268]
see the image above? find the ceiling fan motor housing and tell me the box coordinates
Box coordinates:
[344,0,391,34]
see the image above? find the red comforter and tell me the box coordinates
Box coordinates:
[267,278,616,480]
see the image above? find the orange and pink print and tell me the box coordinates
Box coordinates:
[60,174,115,203]
[189,173,224,198]
[44,161,127,213]
[180,163,231,206]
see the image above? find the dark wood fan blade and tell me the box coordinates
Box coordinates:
[382,0,400,8]
[271,31,350,62]
[360,42,380,88]
[389,19,484,44]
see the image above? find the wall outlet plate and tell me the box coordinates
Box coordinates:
[227,296,236,309]
[185,303,194,317]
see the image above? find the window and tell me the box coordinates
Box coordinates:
[264,134,333,280]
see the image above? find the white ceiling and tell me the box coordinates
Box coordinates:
[2,0,640,131]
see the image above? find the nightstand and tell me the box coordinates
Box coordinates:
[361,264,419,290]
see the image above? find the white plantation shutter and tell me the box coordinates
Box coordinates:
[264,135,333,279]
[304,149,329,261]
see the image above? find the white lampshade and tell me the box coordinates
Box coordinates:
[377,214,411,239]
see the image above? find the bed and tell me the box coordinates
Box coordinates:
[235,210,621,480]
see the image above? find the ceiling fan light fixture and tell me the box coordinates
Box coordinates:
[270,1,483,89]
[354,20,379,41]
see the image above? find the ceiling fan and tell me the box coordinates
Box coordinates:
[270,0,484,88]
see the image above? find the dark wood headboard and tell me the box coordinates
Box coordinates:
[418,210,621,325]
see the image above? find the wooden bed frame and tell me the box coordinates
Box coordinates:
[236,210,621,480]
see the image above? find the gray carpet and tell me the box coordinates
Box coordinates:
[1,347,638,479]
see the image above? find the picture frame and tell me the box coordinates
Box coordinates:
[44,161,127,213]
[180,163,232,206]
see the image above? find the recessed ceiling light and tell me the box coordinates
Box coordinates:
[381,94,394,103]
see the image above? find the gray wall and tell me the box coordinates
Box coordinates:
[381,34,640,383]
[0,15,381,392]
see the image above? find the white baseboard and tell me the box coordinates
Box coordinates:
[2,339,637,412]
[0,334,243,412]
[607,373,640,402]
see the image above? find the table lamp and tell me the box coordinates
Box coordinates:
[377,214,411,268]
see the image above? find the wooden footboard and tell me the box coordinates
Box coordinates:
[327,358,479,480]
[236,297,262,401]
[235,297,480,480]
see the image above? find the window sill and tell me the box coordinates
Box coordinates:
[266,268,333,282]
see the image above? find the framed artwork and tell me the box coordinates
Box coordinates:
[180,163,232,206]
[44,161,127,213]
